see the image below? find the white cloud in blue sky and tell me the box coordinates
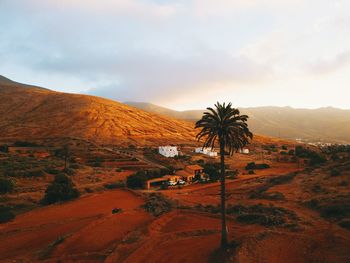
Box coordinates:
[0,0,350,110]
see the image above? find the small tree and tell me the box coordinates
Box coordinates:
[42,174,79,204]
[126,171,148,189]
[0,177,16,194]
[0,144,9,153]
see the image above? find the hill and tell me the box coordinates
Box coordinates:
[126,102,350,144]
[0,76,196,145]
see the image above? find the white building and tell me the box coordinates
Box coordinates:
[195,147,218,157]
[159,146,179,158]
[239,148,250,154]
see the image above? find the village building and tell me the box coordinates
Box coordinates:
[145,177,168,190]
[175,164,206,182]
[195,147,218,157]
[145,164,206,189]
[158,146,178,158]
[239,148,250,154]
[163,175,182,183]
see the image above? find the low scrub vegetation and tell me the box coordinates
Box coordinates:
[304,195,350,230]
[249,173,297,199]
[0,205,15,223]
[295,146,326,166]
[126,169,169,189]
[104,181,125,189]
[0,177,16,194]
[193,203,298,228]
[42,174,80,205]
[245,162,270,170]
[141,193,175,217]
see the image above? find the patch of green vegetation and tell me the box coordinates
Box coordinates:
[245,162,270,170]
[0,177,16,194]
[330,168,341,177]
[249,173,297,199]
[0,205,15,223]
[141,193,175,217]
[104,181,125,189]
[295,146,326,166]
[192,203,298,228]
[38,235,69,259]
[42,174,80,205]
[303,195,350,230]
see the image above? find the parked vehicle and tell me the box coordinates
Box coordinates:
[167,180,177,186]
[177,179,186,185]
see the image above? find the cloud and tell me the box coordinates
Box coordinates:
[308,51,350,75]
[1,0,350,109]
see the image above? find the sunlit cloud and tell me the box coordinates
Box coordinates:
[0,0,350,110]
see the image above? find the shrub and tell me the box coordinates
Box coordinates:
[248,170,255,175]
[245,162,270,170]
[227,203,297,227]
[104,181,125,189]
[203,163,220,181]
[0,205,15,223]
[69,164,80,169]
[62,167,75,176]
[0,177,16,194]
[126,171,148,189]
[115,168,123,172]
[23,169,44,178]
[42,174,80,204]
[13,141,39,147]
[338,219,350,230]
[330,168,341,177]
[288,149,295,155]
[141,193,174,216]
[44,167,61,175]
[295,146,326,166]
[0,144,9,153]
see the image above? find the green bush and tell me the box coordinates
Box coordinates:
[245,162,270,170]
[141,193,174,217]
[13,141,40,147]
[42,174,80,204]
[62,167,75,176]
[0,144,9,153]
[126,171,148,189]
[104,181,125,189]
[203,162,220,181]
[0,205,15,223]
[295,146,326,166]
[330,168,341,177]
[22,169,44,178]
[44,167,61,175]
[0,177,16,194]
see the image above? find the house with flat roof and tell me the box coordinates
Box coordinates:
[158,146,178,158]
[175,164,206,182]
[195,147,218,157]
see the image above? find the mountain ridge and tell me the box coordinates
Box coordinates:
[125,102,350,144]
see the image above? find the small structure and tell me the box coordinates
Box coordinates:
[239,148,250,154]
[145,177,168,190]
[195,147,218,157]
[163,175,182,183]
[158,146,178,158]
[175,165,206,182]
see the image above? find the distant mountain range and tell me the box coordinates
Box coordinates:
[125,102,350,144]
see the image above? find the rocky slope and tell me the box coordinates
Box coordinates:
[0,76,196,145]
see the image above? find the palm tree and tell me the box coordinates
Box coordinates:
[195,102,253,248]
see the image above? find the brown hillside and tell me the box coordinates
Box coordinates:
[0,77,196,145]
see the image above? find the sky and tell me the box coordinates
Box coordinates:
[1,0,350,110]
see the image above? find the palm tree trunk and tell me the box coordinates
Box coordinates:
[219,139,228,248]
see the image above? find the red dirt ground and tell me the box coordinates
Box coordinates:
[1,162,349,263]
